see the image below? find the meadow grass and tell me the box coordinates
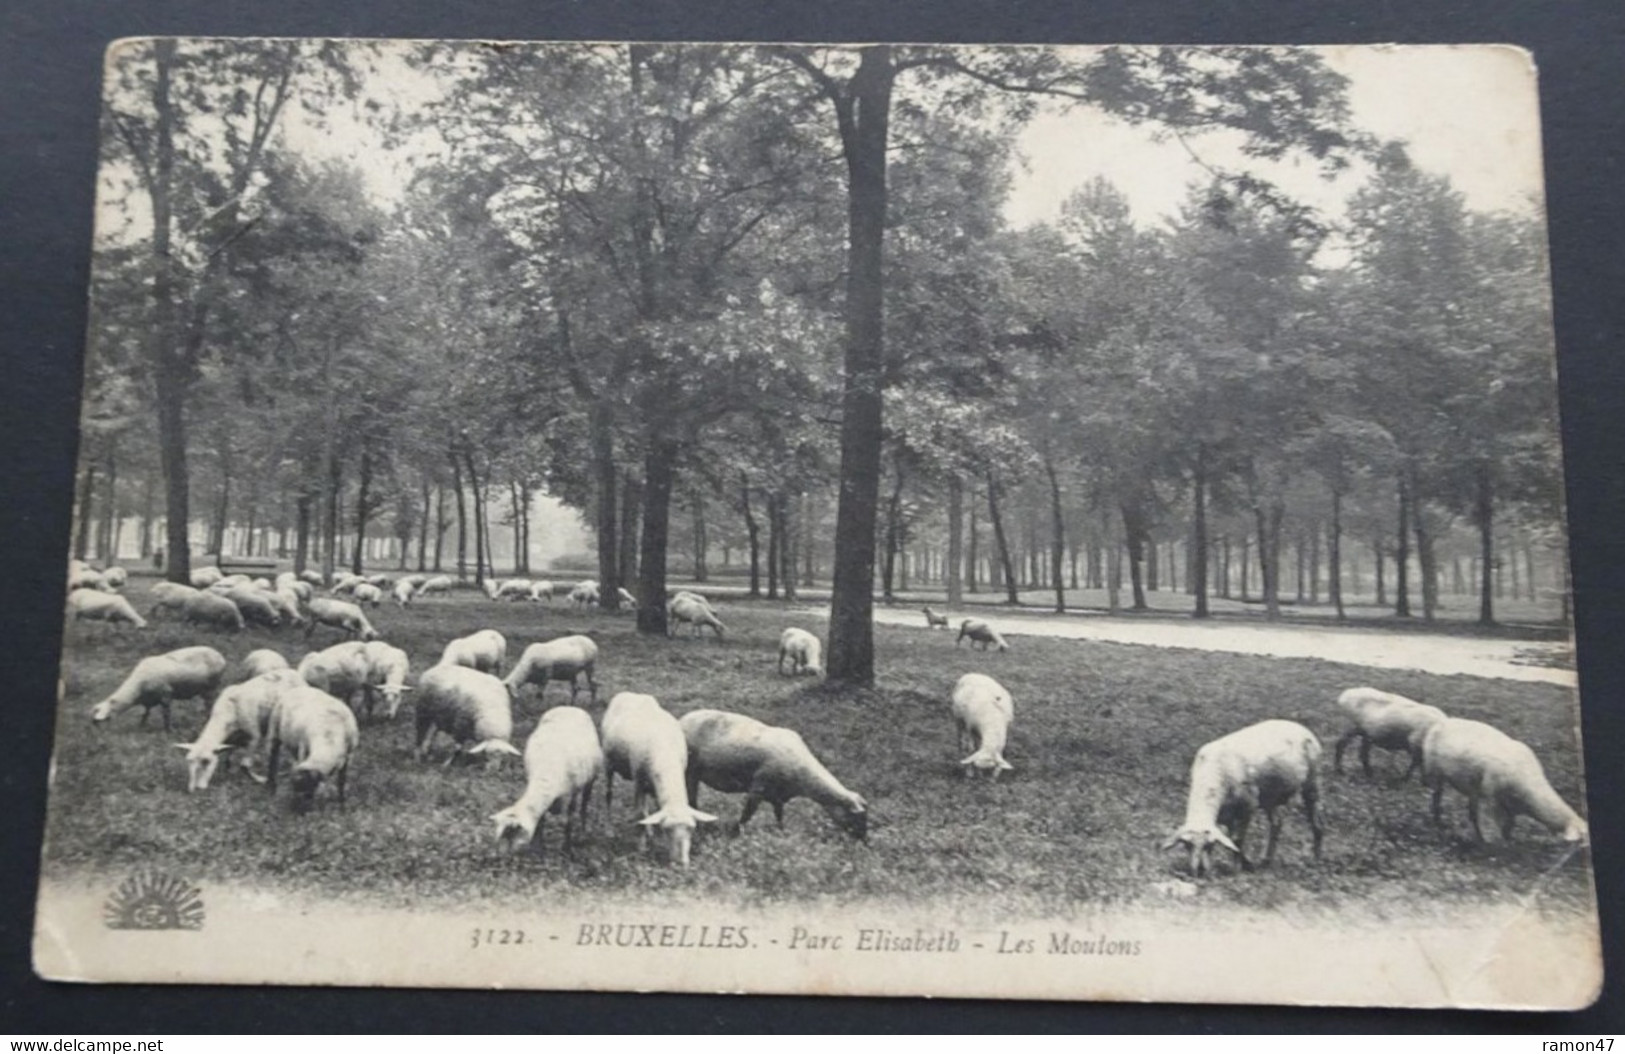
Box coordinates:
[42,577,1594,923]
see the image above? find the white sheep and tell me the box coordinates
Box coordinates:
[361,640,412,719]
[416,574,454,598]
[1421,718,1588,844]
[102,566,128,591]
[615,586,637,610]
[303,597,378,642]
[284,580,314,604]
[1333,686,1448,781]
[266,685,360,810]
[175,668,304,791]
[352,582,385,608]
[241,649,290,679]
[568,579,600,607]
[189,566,224,589]
[68,567,108,592]
[951,673,1014,779]
[223,586,282,629]
[275,571,299,592]
[489,578,532,602]
[391,579,417,607]
[90,646,228,730]
[218,573,253,589]
[490,706,605,855]
[922,606,949,630]
[264,588,306,628]
[181,590,246,633]
[777,628,824,677]
[401,573,427,590]
[330,572,363,596]
[365,573,391,589]
[250,576,273,591]
[526,580,555,603]
[296,642,373,710]
[667,594,725,640]
[503,635,599,704]
[956,618,1008,652]
[298,569,325,588]
[1164,719,1325,877]
[147,581,200,620]
[602,693,718,866]
[679,709,868,840]
[440,629,507,675]
[66,589,148,629]
[413,664,522,768]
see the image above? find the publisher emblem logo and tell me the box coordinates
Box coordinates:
[103,870,205,930]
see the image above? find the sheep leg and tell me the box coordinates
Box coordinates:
[1467,793,1485,842]
[1496,801,1515,842]
[1302,782,1324,860]
[1358,738,1375,778]
[605,771,614,814]
[266,738,281,793]
[1262,808,1282,868]
[777,650,786,676]
[1231,812,1253,871]
[337,763,348,809]
[737,793,763,833]
[1429,779,1445,824]
[585,666,597,704]
[771,800,785,828]
[415,724,436,762]
[1332,730,1358,774]
[1398,749,1422,784]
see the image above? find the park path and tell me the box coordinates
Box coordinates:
[787,603,1576,686]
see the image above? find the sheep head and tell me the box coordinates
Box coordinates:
[638,805,719,867]
[466,739,522,771]
[490,807,537,851]
[175,741,234,792]
[1163,828,1240,877]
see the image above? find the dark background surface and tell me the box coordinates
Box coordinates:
[2,0,1621,1033]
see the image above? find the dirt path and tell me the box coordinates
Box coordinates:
[789,604,1576,686]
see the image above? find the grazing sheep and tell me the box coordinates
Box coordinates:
[956,618,1008,652]
[667,594,725,640]
[296,642,373,710]
[490,706,605,856]
[241,649,290,680]
[416,574,453,599]
[489,578,532,602]
[330,573,363,596]
[223,586,282,629]
[413,664,522,768]
[922,606,949,630]
[147,581,200,620]
[263,588,305,628]
[175,668,304,791]
[569,580,600,607]
[90,646,228,730]
[777,628,824,677]
[298,569,325,588]
[615,586,637,610]
[304,597,378,642]
[391,579,417,607]
[951,673,1014,779]
[181,590,246,633]
[266,686,360,810]
[68,567,108,592]
[352,582,385,608]
[361,640,412,719]
[440,629,507,675]
[66,589,148,629]
[189,566,224,589]
[286,580,314,604]
[1164,719,1325,878]
[365,573,391,589]
[1421,718,1588,844]
[401,573,427,590]
[250,577,274,592]
[218,574,253,589]
[526,580,555,603]
[503,635,599,704]
[679,709,868,840]
[275,572,299,592]
[602,693,717,866]
[102,566,129,591]
[1333,687,1448,781]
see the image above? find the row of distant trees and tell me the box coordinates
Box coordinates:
[78,41,1563,684]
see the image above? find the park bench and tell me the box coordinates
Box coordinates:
[213,553,281,576]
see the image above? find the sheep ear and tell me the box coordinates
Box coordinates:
[173,743,195,751]
[1160,833,1185,851]
[1214,831,1241,855]
[212,744,235,755]
[636,812,666,827]
[690,809,719,824]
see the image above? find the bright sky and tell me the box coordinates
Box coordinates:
[1001,44,1546,230]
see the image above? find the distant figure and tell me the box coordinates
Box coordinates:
[922,606,949,630]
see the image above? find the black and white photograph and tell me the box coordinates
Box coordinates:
[32,38,1601,1008]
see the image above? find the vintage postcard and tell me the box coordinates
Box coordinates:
[35,39,1599,1008]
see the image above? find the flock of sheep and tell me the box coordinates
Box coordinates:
[64,557,1589,878]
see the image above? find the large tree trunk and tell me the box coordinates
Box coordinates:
[1329,489,1345,621]
[1192,447,1210,619]
[509,480,525,576]
[741,480,761,598]
[946,474,964,607]
[590,402,620,606]
[351,446,373,575]
[986,471,1019,605]
[1254,500,1284,620]
[824,46,894,686]
[1121,499,1149,611]
[618,470,642,593]
[294,493,312,576]
[451,453,468,582]
[1044,457,1066,613]
[635,439,680,634]
[881,460,905,602]
[1414,496,1438,622]
[766,491,781,600]
[780,492,798,602]
[1395,475,1412,617]
[1104,507,1122,613]
[138,471,155,563]
[417,477,431,572]
[801,492,816,588]
[98,449,119,561]
[464,451,487,587]
[321,448,342,583]
[966,482,979,594]
[692,487,709,583]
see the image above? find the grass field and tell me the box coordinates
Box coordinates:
[41,575,1595,924]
